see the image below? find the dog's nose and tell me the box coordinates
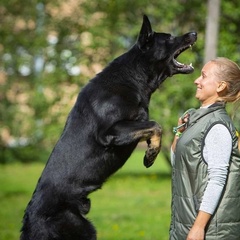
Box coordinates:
[190,32,197,37]
[188,32,197,42]
[191,32,197,37]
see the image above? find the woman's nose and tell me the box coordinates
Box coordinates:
[194,76,200,85]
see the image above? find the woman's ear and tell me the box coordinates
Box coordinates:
[217,81,227,93]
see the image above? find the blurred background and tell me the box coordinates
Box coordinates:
[1,0,240,163]
[0,0,240,240]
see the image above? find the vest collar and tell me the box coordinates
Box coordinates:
[188,102,225,127]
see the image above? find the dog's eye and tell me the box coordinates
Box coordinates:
[168,36,174,43]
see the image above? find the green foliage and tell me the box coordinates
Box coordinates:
[0,149,171,240]
[218,0,240,61]
[0,0,239,163]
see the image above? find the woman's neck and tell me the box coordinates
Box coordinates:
[200,101,225,108]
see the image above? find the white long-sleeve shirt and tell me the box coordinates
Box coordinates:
[200,123,232,214]
[171,123,232,215]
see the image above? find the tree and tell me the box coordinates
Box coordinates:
[204,0,221,63]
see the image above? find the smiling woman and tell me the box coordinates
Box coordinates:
[170,57,240,240]
[194,58,240,107]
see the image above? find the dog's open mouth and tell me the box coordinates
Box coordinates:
[173,44,195,74]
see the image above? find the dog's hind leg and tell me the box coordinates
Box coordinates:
[98,120,162,167]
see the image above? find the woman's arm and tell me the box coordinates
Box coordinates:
[187,124,232,240]
[201,124,232,213]
[171,134,180,153]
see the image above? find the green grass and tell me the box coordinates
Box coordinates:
[0,149,172,240]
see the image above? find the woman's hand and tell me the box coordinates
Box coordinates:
[171,113,190,152]
[186,211,211,240]
[187,225,205,240]
[177,113,189,133]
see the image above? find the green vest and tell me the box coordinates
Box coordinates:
[170,103,240,240]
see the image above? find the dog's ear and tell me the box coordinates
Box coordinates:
[137,15,154,51]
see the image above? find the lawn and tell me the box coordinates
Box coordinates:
[0,149,172,240]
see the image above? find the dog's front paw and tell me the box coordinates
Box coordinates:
[143,126,161,168]
[143,147,160,168]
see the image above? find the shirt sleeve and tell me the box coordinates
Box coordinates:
[199,124,232,214]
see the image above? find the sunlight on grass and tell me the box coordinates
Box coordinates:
[0,163,44,240]
[0,149,171,240]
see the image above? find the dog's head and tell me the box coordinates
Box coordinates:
[137,15,197,82]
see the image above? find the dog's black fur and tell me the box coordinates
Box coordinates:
[20,15,197,240]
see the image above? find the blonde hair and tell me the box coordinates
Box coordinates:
[211,57,240,150]
[211,57,240,103]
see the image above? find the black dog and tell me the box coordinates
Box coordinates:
[20,15,197,240]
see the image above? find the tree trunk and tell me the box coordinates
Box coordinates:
[204,0,221,64]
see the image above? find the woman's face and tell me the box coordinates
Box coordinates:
[194,61,222,106]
